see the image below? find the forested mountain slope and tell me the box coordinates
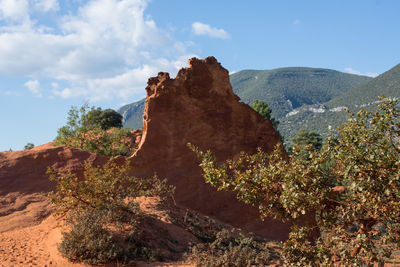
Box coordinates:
[280,63,400,143]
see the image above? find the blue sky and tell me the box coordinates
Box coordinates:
[1,0,399,151]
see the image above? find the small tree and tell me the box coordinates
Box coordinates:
[82,108,123,130]
[191,97,400,265]
[291,129,322,151]
[251,99,283,142]
[24,142,35,150]
[250,99,279,129]
[290,129,323,160]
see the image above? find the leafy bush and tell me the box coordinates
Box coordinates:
[186,229,271,267]
[290,129,323,160]
[280,226,332,266]
[48,159,174,264]
[54,104,137,157]
[57,127,138,157]
[58,209,122,265]
[191,97,400,265]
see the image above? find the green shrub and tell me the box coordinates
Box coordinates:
[290,129,323,160]
[280,226,332,266]
[186,229,271,267]
[54,104,137,157]
[59,209,122,265]
[48,159,174,264]
[56,127,138,157]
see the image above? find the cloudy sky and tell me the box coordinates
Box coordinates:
[1,0,399,151]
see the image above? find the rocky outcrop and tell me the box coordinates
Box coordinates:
[0,143,106,232]
[129,57,299,240]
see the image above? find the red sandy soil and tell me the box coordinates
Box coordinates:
[0,196,199,267]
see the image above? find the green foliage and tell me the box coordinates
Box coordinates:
[291,129,322,151]
[24,142,34,150]
[251,99,283,142]
[48,159,174,264]
[186,229,271,267]
[281,226,332,266]
[82,108,123,130]
[251,99,279,129]
[190,97,400,265]
[55,104,136,157]
[58,209,122,265]
[290,129,323,160]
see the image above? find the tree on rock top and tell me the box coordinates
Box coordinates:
[82,108,123,130]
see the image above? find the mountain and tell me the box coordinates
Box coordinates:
[280,63,400,143]
[230,67,371,119]
[118,98,145,130]
[119,67,371,130]
[326,63,400,108]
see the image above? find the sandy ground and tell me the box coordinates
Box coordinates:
[0,212,195,267]
[0,196,197,267]
[0,215,82,267]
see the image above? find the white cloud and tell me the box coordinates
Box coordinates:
[344,67,379,78]
[192,22,230,39]
[0,0,195,101]
[51,82,59,89]
[293,19,301,25]
[0,0,29,21]
[34,0,59,12]
[24,79,41,96]
[52,87,87,99]
[4,90,22,96]
[86,65,158,101]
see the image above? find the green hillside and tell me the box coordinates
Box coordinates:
[280,63,400,143]
[119,67,370,130]
[327,63,400,108]
[230,67,371,119]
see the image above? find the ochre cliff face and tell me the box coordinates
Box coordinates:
[129,57,294,240]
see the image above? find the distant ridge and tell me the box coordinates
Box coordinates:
[280,63,400,143]
[327,63,400,108]
[230,67,371,119]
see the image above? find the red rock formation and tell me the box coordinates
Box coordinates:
[0,143,106,232]
[129,56,299,240]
